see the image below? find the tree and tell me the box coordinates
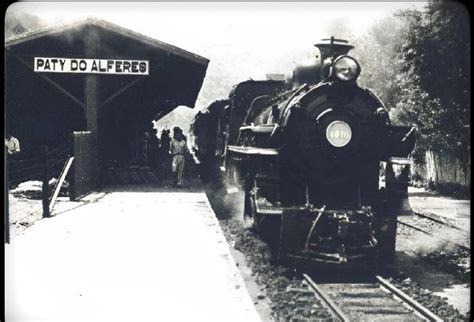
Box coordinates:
[5,8,46,38]
[353,16,409,111]
[396,3,470,164]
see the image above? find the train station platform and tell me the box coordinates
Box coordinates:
[5,184,260,321]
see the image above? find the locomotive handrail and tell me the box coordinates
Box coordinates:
[278,84,309,127]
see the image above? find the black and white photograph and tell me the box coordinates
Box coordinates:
[4,1,470,321]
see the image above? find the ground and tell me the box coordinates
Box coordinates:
[409,186,470,232]
[8,181,89,238]
[6,184,260,321]
[395,187,470,316]
[6,183,471,321]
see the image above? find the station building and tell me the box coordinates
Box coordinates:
[5,18,209,196]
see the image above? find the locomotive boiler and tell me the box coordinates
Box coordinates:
[192,38,416,267]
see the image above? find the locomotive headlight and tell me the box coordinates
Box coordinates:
[326,121,352,147]
[333,56,360,81]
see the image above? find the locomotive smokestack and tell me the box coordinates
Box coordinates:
[329,36,334,58]
[315,37,354,61]
[311,37,355,81]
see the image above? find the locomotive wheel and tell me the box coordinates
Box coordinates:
[376,242,396,274]
[243,190,281,257]
[259,214,282,258]
[254,211,281,257]
[378,233,396,261]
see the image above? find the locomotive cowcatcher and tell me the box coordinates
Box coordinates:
[192,37,416,268]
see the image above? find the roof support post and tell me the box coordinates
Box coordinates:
[85,74,99,135]
[5,50,10,244]
[84,26,100,136]
[84,27,101,188]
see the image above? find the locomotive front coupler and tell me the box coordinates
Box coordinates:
[278,205,378,266]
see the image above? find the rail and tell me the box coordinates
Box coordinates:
[412,211,465,231]
[376,276,443,322]
[303,274,443,322]
[303,274,349,321]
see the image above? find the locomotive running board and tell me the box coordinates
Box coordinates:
[239,124,277,133]
[256,208,284,215]
[226,185,240,194]
[227,145,279,156]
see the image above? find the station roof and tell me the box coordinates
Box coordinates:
[5,18,209,114]
[5,18,210,150]
[5,17,209,66]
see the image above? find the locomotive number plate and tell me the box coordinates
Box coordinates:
[326,121,352,147]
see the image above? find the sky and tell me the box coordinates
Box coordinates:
[7,2,426,111]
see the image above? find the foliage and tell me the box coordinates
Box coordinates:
[351,16,428,163]
[353,4,470,168]
[396,3,470,163]
[353,16,409,111]
[5,9,46,39]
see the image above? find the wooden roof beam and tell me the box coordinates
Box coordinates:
[12,54,85,110]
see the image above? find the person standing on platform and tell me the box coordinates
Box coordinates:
[5,132,20,155]
[148,127,160,170]
[169,127,187,187]
[5,132,21,189]
[160,129,171,177]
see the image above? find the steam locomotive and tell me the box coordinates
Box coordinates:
[192,38,416,267]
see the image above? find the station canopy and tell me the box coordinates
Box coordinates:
[5,18,209,153]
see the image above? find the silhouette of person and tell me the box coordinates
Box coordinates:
[169,127,187,187]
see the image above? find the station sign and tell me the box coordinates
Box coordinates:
[34,57,149,75]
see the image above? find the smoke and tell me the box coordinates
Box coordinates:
[202,176,250,223]
[153,106,196,137]
[324,17,357,42]
[152,106,199,158]
[223,189,246,222]
[5,6,47,38]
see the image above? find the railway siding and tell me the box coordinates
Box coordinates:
[397,214,470,282]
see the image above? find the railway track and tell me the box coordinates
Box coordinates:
[397,217,470,252]
[303,274,443,321]
[412,211,466,232]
